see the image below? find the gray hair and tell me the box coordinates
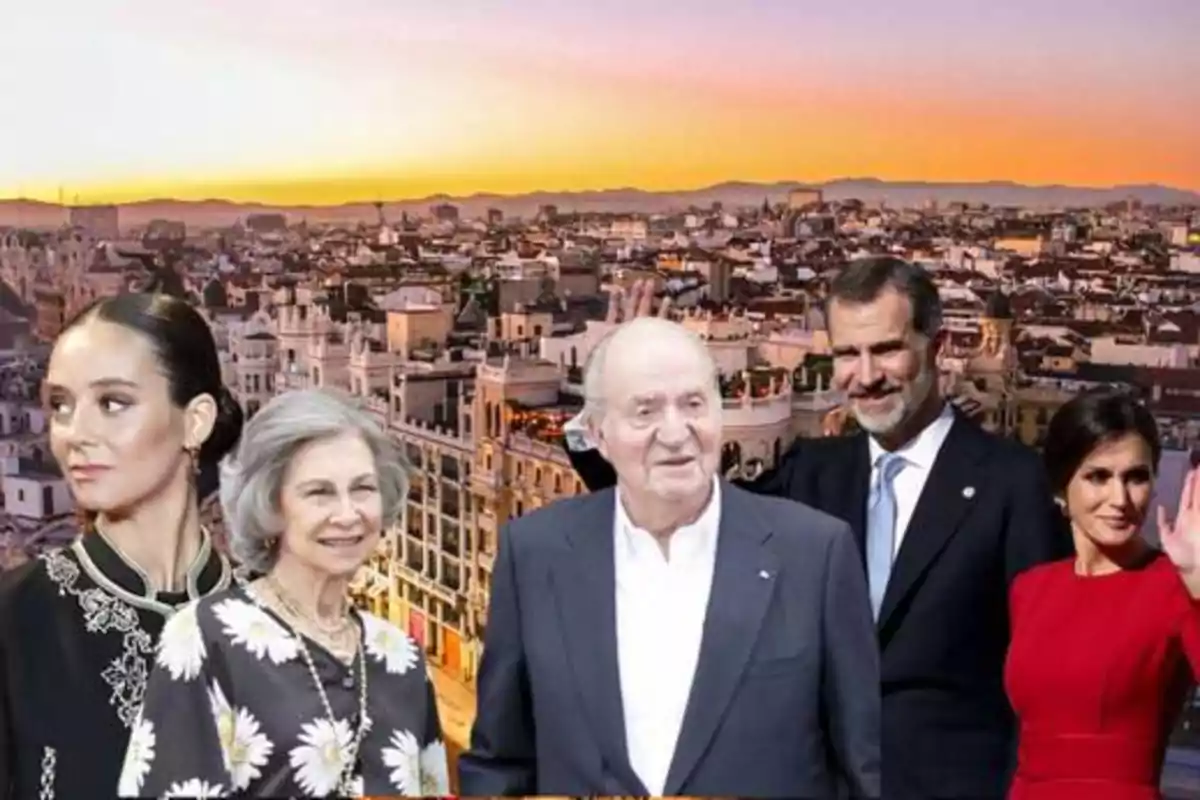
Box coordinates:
[218,387,411,575]
[581,316,718,425]
[826,255,943,338]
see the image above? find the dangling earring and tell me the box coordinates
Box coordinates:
[185,446,200,476]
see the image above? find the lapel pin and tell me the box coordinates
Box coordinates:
[962,486,976,499]
[758,570,772,580]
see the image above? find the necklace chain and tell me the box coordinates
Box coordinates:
[255,583,369,795]
[266,573,355,639]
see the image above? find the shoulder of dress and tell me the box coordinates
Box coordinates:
[183,584,243,629]
[358,610,424,651]
[35,542,78,564]
[358,608,398,632]
[182,588,253,653]
[10,545,82,587]
[0,554,50,601]
[196,582,240,611]
[1012,557,1070,596]
[0,548,83,629]
[1148,553,1198,612]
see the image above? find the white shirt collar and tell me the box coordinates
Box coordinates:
[867,402,956,472]
[615,476,722,563]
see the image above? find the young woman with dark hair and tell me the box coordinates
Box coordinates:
[1005,389,1200,799]
[0,287,244,799]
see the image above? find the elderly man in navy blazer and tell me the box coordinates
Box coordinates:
[458,317,881,799]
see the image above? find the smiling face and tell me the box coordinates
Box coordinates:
[274,431,383,580]
[828,287,940,438]
[45,319,212,518]
[1063,432,1155,551]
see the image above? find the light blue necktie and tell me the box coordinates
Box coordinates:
[867,453,906,621]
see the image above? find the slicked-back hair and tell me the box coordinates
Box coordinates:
[826,256,943,339]
[218,388,411,575]
[60,290,244,499]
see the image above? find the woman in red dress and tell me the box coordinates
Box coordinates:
[1005,389,1200,799]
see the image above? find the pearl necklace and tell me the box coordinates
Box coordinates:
[254,584,370,795]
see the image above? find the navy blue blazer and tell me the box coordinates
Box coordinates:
[458,481,881,798]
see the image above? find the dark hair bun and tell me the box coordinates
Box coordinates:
[200,386,244,471]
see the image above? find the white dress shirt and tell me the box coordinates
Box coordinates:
[613,478,721,796]
[867,403,955,556]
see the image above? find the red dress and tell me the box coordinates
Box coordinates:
[1005,553,1200,799]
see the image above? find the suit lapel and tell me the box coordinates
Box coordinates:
[551,490,647,794]
[877,412,990,635]
[662,483,780,796]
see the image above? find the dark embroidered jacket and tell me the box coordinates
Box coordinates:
[0,531,232,799]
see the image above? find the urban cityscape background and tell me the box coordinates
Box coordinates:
[3,185,1200,795]
[2,0,1198,795]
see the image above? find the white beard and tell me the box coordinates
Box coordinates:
[850,358,936,437]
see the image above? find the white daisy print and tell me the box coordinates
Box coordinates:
[208,681,274,790]
[117,717,156,797]
[213,598,299,664]
[289,717,353,797]
[156,602,206,681]
[381,729,420,795]
[362,613,419,675]
[164,778,225,798]
[420,739,451,795]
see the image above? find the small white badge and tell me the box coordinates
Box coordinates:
[759,570,771,580]
[962,486,976,499]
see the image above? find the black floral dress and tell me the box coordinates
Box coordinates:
[118,583,449,798]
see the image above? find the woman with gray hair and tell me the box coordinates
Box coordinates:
[116,388,449,798]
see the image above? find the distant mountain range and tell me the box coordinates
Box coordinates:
[1,179,1197,230]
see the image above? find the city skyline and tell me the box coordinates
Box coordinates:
[3,170,1200,794]
[2,0,1197,205]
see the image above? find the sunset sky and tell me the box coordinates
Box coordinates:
[2,0,1197,205]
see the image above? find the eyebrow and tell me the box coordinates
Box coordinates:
[44,378,140,391]
[627,390,708,406]
[296,474,376,489]
[831,338,907,355]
